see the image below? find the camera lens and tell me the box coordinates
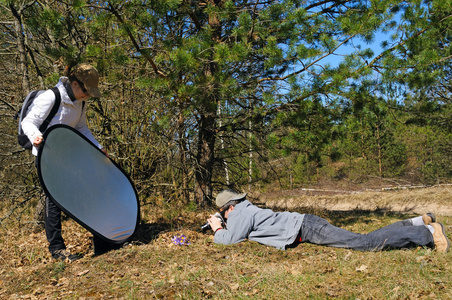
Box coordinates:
[201,222,211,231]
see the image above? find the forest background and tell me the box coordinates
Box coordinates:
[2,1,452,298]
[1,0,452,212]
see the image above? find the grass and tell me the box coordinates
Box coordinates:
[0,186,451,299]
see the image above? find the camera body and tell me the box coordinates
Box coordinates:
[201,212,224,231]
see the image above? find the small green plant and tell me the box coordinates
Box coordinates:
[186,201,198,212]
[51,261,66,278]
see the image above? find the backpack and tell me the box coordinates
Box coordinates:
[15,87,61,150]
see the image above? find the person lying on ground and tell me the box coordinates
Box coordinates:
[206,189,450,253]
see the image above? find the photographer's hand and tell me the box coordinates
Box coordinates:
[207,215,223,232]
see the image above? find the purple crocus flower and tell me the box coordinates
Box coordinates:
[172,234,190,246]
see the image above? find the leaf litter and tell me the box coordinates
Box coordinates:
[1,186,451,298]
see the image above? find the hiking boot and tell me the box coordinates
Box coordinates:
[92,235,123,256]
[422,213,436,225]
[51,249,83,262]
[431,223,450,253]
[93,239,123,256]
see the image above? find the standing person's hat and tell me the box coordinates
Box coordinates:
[73,64,102,98]
[216,189,247,208]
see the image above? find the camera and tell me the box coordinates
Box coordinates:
[201,212,224,231]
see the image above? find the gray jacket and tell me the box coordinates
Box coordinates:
[214,200,305,250]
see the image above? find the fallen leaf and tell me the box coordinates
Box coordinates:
[77,270,90,276]
[356,265,368,273]
[343,251,352,261]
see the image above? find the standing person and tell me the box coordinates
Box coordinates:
[22,63,115,261]
[207,189,450,253]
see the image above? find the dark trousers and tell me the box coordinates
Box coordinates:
[37,159,122,255]
[35,158,65,254]
[45,195,120,255]
[45,197,66,253]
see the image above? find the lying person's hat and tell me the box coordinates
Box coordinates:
[73,63,102,98]
[216,189,247,208]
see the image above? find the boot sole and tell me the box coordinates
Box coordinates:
[438,223,450,253]
[427,213,436,224]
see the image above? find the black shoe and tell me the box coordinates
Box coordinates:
[93,238,123,256]
[51,249,83,262]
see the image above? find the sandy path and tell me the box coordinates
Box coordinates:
[259,185,452,216]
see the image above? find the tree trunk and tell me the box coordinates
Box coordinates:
[10,3,47,227]
[195,113,216,206]
[217,102,230,186]
[9,3,30,94]
[248,118,252,191]
[33,196,46,230]
[177,111,190,204]
[193,0,222,205]
[376,123,382,176]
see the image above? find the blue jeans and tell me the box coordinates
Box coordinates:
[300,214,434,251]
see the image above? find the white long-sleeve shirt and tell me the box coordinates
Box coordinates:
[21,77,102,156]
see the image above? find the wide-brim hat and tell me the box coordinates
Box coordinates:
[73,63,101,98]
[216,189,247,208]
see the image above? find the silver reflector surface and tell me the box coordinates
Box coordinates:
[37,124,139,243]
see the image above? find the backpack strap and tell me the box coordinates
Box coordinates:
[38,87,61,132]
[15,90,40,121]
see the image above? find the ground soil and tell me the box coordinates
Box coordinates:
[1,179,452,299]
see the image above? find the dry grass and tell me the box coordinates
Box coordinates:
[1,186,451,299]
[263,185,452,216]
